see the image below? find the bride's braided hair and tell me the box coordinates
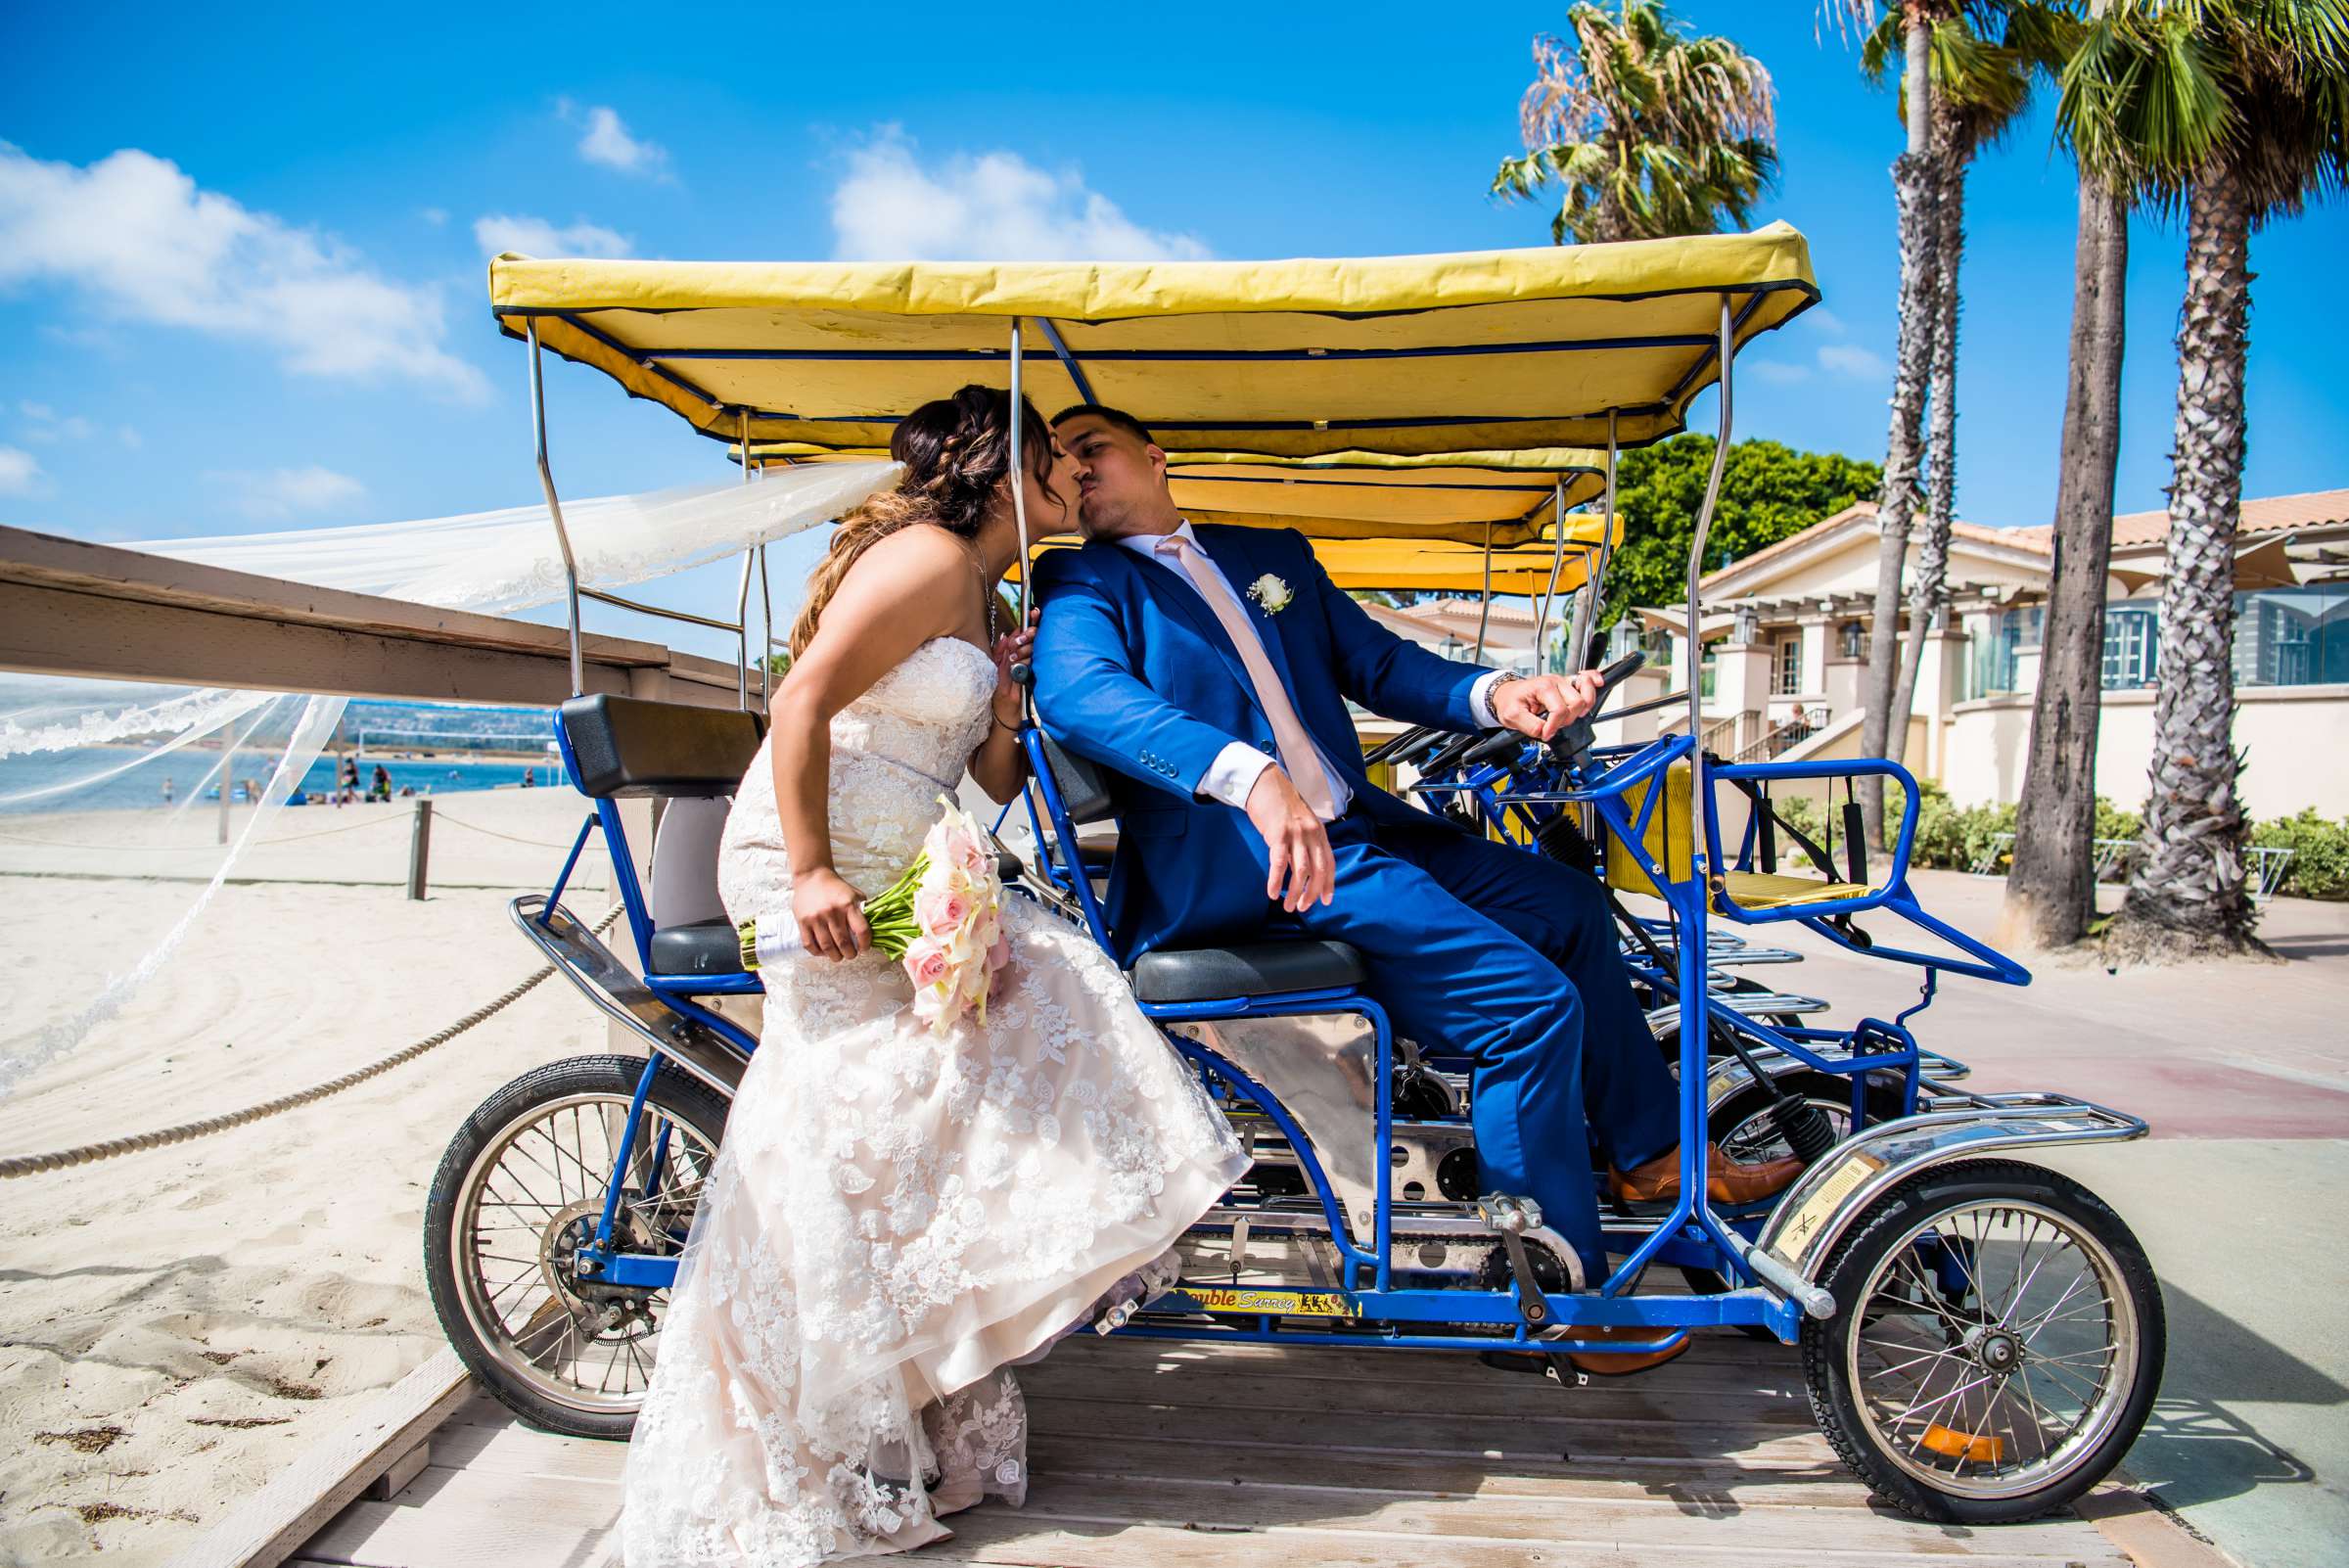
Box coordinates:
[787,385,1056,658]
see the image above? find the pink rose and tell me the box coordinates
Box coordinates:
[945,829,990,879]
[901,938,949,990]
[915,886,971,937]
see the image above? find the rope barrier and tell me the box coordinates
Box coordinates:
[0,811,410,853]
[427,810,608,851]
[0,904,624,1179]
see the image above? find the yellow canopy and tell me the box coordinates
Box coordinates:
[491,225,1818,458]
[742,444,1612,546]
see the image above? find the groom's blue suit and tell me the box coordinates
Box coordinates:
[1031,523,1678,1276]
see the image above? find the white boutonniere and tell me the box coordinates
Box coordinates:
[1247,574,1294,614]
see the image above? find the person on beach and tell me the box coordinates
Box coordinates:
[621,388,1246,1567]
[371,763,392,802]
[161,775,173,805]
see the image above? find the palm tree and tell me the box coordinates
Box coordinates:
[1877,9,2073,793]
[1493,1,1778,245]
[1830,0,1949,846]
[2074,0,2349,956]
[2004,0,2136,950]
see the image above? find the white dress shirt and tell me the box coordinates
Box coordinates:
[1116,522,1507,810]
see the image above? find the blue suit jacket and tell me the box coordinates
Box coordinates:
[1031,524,1492,963]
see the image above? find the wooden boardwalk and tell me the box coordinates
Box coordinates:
[265,1333,2218,1568]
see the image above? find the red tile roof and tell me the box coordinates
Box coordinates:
[2110,487,2349,547]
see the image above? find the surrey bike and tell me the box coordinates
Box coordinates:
[427,226,2163,1523]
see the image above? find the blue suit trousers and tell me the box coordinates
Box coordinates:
[1281,812,1680,1279]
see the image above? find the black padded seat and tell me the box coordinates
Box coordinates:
[1130,939,1367,1004]
[648,918,746,977]
[559,694,763,800]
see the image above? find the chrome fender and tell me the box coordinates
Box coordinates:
[1751,1091,2149,1317]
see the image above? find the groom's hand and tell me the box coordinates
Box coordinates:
[1244,767,1335,912]
[1492,670,1604,742]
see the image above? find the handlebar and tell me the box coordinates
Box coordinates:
[1436,652,1654,775]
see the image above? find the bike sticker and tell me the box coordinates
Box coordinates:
[1184,1287,1358,1317]
[1773,1149,1887,1260]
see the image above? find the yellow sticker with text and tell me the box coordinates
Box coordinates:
[1185,1287,1357,1317]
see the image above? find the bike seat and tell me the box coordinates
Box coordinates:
[1131,939,1366,1003]
[648,917,746,977]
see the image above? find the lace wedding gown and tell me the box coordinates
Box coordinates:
[622,636,1246,1566]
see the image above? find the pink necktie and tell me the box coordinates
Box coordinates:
[1156,533,1340,821]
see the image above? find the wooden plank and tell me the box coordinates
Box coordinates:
[1006,1472,2125,1560]
[1020,1393,1831,1467]
[2073,1482,2240,1568]
[921,1509,2130,1568]
[0,523,751,708]
[166,1351,473,1568]
[292,1469,615,1568]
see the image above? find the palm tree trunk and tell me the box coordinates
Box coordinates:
[2002,175,2129,950]
[1859,149,1937,840]
[2110,167,2261,958]
[1886,131,1968,780]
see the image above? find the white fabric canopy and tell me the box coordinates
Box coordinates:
[1,459,898,1097]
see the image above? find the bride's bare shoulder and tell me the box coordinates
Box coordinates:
[850,522,973,583]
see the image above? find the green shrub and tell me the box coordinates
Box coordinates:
[2252,809,2349,900]
[1738,777,2346,899]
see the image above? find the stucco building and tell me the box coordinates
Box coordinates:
[1613,489,2349,819]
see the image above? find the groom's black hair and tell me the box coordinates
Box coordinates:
[1052,402,1156,448]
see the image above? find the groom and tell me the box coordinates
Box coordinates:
[1029,405,1799,1361]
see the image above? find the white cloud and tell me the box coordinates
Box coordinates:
[0,446,42,495]
[473,212,631,258]
[1807,305,1848,336]
[1818,343,1891,381]
[570,104,668,176]
[207,465,367,520]
[1743,340,1892,387]
[830,127,1211,262]
[419,207,448,226]
[17,401,96,441]
[0,142,487,400]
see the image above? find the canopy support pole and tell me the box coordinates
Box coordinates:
[759,545,773,712]
[1685,297,1735,885]
[1009,319,1034,717]
[1473,521,1495,664]
[525,320,584,698]
[734,410,755,710]
[1568,409,1621,672]
[1037,318,1097,406]
[1532,475,1568,674]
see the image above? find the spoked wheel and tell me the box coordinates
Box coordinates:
[1800,1159,2163,1522]
[424,1055,729,1438]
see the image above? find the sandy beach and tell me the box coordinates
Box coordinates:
[0,788,625,1563]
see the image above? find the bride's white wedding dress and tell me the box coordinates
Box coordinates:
[621,636,1246,1566]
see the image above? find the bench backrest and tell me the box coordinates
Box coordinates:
[558,695,763,800]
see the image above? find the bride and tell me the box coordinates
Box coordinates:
[621,386,1248,1565]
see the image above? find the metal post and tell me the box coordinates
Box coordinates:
[407,798,433,900]
[735,410,754,710]
[1686,296,1736,886]
[1569,408,1621,674]
[217,743,232,844]
[1472,520,1495,664]
[526,321,585,698]
[758,543,774,711]
[1533,474,1568,673]
[1008,318,1034,715]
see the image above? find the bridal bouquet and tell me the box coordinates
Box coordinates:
[739,797,1010,1034]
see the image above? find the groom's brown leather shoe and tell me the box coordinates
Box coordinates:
[1606,1143,1804,1207]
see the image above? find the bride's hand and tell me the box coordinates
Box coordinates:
[990,609,1038,727]
[793,867,870,961]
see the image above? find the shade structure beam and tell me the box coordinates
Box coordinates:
[1565,409,1621,674]
[525,320,585,698]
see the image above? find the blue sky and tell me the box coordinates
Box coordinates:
[3,0,2342,644]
